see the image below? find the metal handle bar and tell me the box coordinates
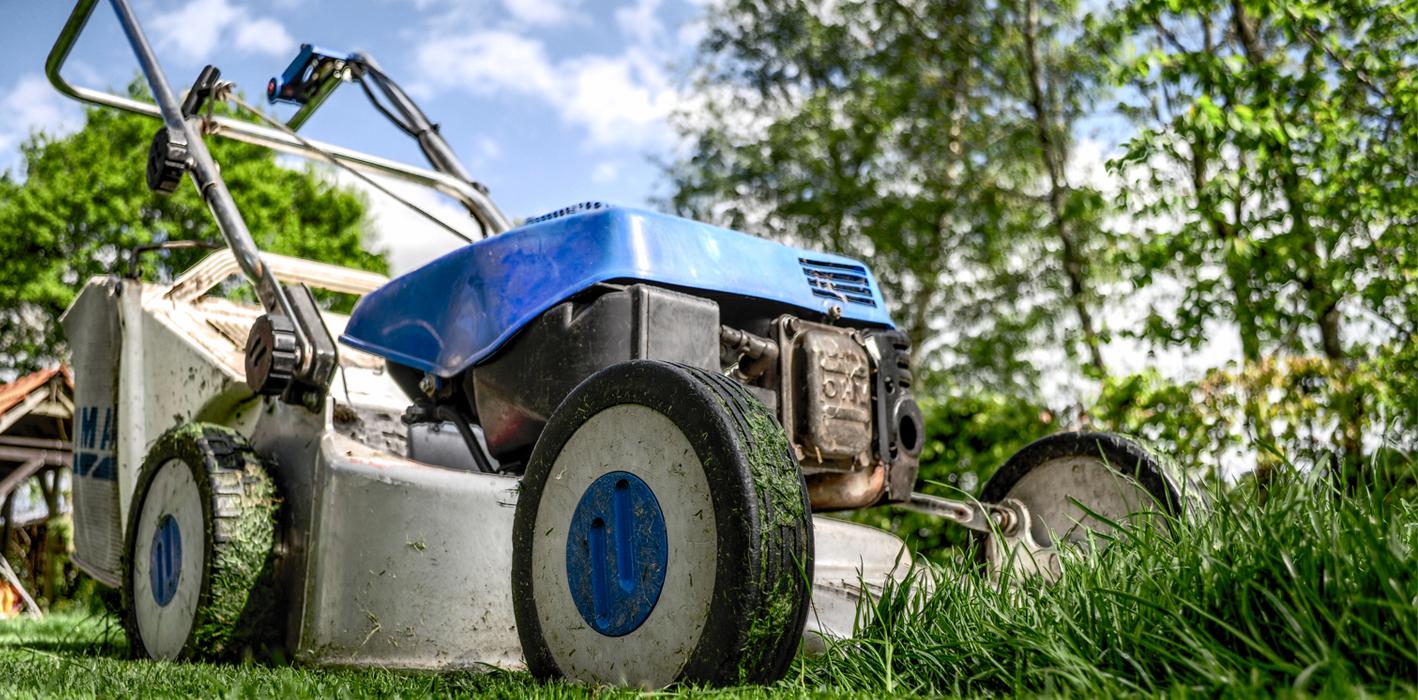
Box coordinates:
[45,0,511,235]
[901,492,1019,534]
[48,0,299,328]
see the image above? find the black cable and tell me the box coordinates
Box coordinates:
[358,63,443,142]
[434,405,498,473]
[354,72,417,138]
[225,90,478,244]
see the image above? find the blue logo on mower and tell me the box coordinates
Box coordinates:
[149,514,182,606]
[565,471,667,637]
[74,405,116,481]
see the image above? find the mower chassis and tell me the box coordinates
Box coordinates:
[61,253,908,669]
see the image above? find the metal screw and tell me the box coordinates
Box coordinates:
[827,304,843,321]
[991,508,1015,535]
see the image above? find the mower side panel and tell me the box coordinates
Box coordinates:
[341,205,894,377]
[296,431,523,670]
[60,280,125,586]
[290,428,906,669]
[60,278,257,586]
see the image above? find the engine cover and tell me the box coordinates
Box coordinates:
[467,284,719,458]
[776,318,874,470]
[798,330,873,463]
[341,204,891,378]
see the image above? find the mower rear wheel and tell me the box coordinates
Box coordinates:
[512,360,813,688]
[123,424,280,661]
[981,431,1194,548]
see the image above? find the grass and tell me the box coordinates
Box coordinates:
[2,471,1415,698]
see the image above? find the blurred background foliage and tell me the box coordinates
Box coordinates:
[667,0,1418,514]
[0,82,386,371]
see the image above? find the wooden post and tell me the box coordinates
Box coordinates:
[0,552,41,618]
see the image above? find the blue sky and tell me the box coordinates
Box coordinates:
[0,0,706,271]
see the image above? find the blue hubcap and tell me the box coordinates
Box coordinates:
[565,471,668,637]
[149,514,182,606]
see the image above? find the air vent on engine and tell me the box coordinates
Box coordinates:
[525,201,608,225]
[799,258,877,307]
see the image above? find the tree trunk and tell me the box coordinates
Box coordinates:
[40,469,61,605]
[1178,13,1279,480]
[1,492,12,564]
[1232,2,1361,476]
[1021,0,1107,376]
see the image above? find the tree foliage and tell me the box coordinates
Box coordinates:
[666,0,1117,395]
[1100,0,1418,471]
[0,84,387,371]
[670,0,1418,478]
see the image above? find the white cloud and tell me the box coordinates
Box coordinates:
[559,50,679,148]
[0,76,83,168]
[332,170,478,274]
[415,31,559,97]
[676,15,708,48]
[1065,137,1115,195]
[151,0,295,61]
[591,160,622,184]
[476,137,502,161]
[615,0,663,47]
[233,17,297,58]
[415,33,682,151]
[502,0,580,26]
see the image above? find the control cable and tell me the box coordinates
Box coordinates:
[219,84,479,244]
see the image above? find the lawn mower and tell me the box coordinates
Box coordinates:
[44,0,1194,687]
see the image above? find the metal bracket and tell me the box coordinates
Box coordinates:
[902,492,1063,581]
[267,44,355,131]
[179,65,224,119]
[281,284,340,409]
[901,492,1009,533]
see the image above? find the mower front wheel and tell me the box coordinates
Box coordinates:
[123,424,280,661]
[512,360,813,688]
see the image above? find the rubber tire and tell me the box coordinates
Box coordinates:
[512,360,813,687]
[978,432,1206,559]
[981,431,1188,516]
[122,424,280,661]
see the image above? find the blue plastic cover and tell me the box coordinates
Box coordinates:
[565,471,667,637]
[341,204,894,377]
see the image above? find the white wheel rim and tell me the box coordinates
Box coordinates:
[131,458,205,659]
[1004,455,1156,546]
[531,404,717,687]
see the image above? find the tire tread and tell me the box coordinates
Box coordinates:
[676,364,814,684]
[122,424,280,661]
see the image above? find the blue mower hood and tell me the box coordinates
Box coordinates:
[341,203,894,377]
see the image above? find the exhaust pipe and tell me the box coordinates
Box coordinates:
[807,465,886,511]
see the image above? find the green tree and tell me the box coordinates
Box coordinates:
[667,0,1115,395]
[1005,0,1116,376]
[1097,0,1418,472]
[0,84,387,371]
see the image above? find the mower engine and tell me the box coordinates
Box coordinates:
[356,204,924,513]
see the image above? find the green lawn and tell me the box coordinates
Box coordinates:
[0,614,832,699]
[2,474,1415,698]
